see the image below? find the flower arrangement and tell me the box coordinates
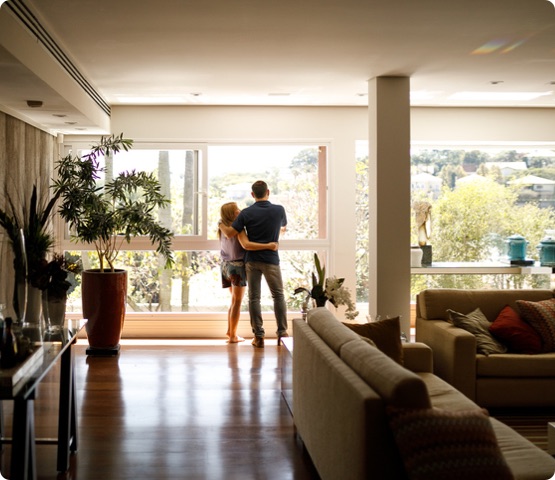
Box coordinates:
[294,253,359,320]
[31,253,82,300]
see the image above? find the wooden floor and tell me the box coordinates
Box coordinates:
[0,340,320,480]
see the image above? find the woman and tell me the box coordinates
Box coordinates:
[218,202,278,343]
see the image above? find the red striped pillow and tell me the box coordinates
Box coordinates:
[387,406,513,480]
[516,298,555,352]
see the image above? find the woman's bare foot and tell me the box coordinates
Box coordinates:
[227,336,245,344]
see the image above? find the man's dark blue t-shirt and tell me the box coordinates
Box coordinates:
[232,200,287,265]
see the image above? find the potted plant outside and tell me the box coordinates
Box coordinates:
[52,133,174,354]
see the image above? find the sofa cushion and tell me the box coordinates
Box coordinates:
[342,316,404,365]
[418,373,479,411]
[387,406,513,480]
[476,352,555,377]
[307,307,360,354]
[516,298,555,352]
[488,305,542,354]
[447,308,507,356]
[340,339,431,409]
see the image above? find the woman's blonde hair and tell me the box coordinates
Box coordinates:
[218,202,239,239]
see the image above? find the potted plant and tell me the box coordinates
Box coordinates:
[33,252,82,331]
[0,182,58,323]
[294,253,359,320]
[52,133,174,354]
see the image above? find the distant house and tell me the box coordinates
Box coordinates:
[456,173,489,185]
[485,161,527,180]
[508,174,555,208]
[411,172,442,199]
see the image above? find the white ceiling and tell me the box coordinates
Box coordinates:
[1,0,555,134]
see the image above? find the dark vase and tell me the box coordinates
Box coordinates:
[314,296,327,307]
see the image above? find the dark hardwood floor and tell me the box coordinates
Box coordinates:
[0,340,319,480]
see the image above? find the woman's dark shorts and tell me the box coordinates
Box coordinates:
[221,260,247,288]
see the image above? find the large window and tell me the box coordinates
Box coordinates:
[354,142,555,306]
[61,142,329,315]
[410,145,555,297]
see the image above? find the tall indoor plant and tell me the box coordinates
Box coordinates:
[52,133,174,354]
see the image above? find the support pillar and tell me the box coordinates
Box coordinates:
[368,76,411,333]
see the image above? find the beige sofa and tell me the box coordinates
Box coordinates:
[415,288,555,407]
[293,307,555,480]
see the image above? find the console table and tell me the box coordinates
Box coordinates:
[411,261,553,275]
[0,319,86,480]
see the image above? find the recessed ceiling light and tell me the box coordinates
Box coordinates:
[490,81,504,85]
[26,100,43,108]
[53,113,67,118]
[64,121,77,125]
[449,91,552,101]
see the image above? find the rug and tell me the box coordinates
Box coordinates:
[489,408,555,453]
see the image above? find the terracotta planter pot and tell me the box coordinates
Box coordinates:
[82,269,127,351]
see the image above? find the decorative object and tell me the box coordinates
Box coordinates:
[538,231,555,266]
[505,234,528,261]
[420,244,432,266]
[410,245,423,267]
[294,253,358,320]
[447,308,507,356]
[52,133,174,354]
[32,253,82,332]
[0,184,58,322]
[515,298,555,352]
[342,316,404,365]
[387,406,513,480]
[488,305,542,354]
[413,201,433,265]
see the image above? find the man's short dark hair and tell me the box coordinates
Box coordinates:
[252,180,268,199]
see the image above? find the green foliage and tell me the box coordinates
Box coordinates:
[52,133,174,272]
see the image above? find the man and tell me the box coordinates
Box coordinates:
[220,180,288,348]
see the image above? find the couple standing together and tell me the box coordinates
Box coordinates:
[218,180,288,348]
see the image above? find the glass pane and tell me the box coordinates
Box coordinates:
[207,145,323,240]
[66,249,318,314]
[74,148,201,236]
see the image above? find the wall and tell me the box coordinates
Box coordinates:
[0,112,56,318]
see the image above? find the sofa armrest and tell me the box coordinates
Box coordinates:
[402,342,433,373]
[415,317,477,400]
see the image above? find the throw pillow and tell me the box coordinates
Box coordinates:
[387,406,513,480]
[342,316,404,365]
[447,308,507,356]
[516,298,555,352]
[489,305,542,354]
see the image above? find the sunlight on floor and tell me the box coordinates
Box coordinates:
[117,338,253,346]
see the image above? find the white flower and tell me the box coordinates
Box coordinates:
[325,276,359,320]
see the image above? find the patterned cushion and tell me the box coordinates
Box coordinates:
[342,316,404,364]
[447,308,507,356]
[387,406,513,480]
[489,305,542,354]
[516,298,555,352]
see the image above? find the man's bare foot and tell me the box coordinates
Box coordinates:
[227,336,245,343]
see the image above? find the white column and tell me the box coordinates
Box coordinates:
[368,77,411,333]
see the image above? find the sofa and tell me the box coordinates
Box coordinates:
[293,307,555,480]
[415,288,555,407]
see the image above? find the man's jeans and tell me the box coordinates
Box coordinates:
[246,261,288,338]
